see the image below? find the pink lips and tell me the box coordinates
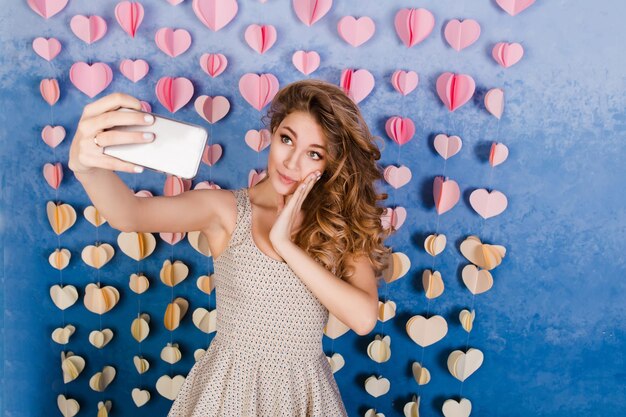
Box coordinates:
[278,172,296,184]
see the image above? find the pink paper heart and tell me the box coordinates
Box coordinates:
[383,165,412,189]
[41,125,66,148]
[485,88,504,119]
[70,15,107,44]
[496,0,536,16]
[160,232,185,245]
[337,16,375,47]
[340,69,374,104]
[115,1,144,38]
[436,72,475,112]
[394,8,435,47]
[155,76,194,113]
[385,116,415,146]
[200,53,228,77]
[27,0,68,19]
[492,42,524,68]
[433,134,462,160]
[202,144,223,166]
[140,101,151,112]
[244,24,277,54]
[167,0,185,5]
[155,28,192,57]
[135,190,153,198]
[32,37,62,61]
[391,70,418,96]
[164,175,190,195]
[39,79,60,105]
[239,73,279,111]
[69,62,113,98]
[43,162,63,189]
[469,189,508,219]
[381,207,407,231]
[194,95,230,123]
[433,176,460,215]
[248,169,267,187]
[293,0,333,26]
[194,181,221,190]
[119,59,149,83]
[444,19,481,52]
[192,0,238,31]
[489,143,509,167]
[292,51,320,75]
[245,129,271,152]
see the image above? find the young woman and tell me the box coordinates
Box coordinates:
[68,79,391,416]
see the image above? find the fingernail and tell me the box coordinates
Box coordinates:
[144,114,154,123]
[134,166,144,173]
[143,132,154,141]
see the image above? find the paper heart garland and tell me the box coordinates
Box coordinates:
[245,129,271,152]
[485,88,504,119]
[81,206,106,227]
[70,15,107,44]
[385,116,415,146]
[32,37,61,61]
[52,324,75,344]
[382,252,410,283]
[422,269,444,299]
[460,235,507,270]
[469,188,508,219]
[187,230,212,256]
[293,0,333,26]
[129,273,150,294]
[81,243,115,269]
[40,79,60,105]
[367,335,391,363]
[394,8,435,47]
[192,307,217,333]
[459,309,476,332]
[364,375,390,398]
[61,352,85,383]
[156,374,185,400]
[27,0,69,19]
[337,16,375,47]
[46,201,76,235]
[42,125,65,148]
[49,248,71,270]
[244,24,277,54]
[89,328,114,348]
[365,409,385,417]
[444,19,481,51]
[383,165,412,188]
[391,70,418,96]
[155,76,194,112]
[155,28,192,57]
[406,314,448,347]
[192,0,238,31]
[292,50,320,75]
[433,176,460,215]
[50,284,78,310]
[381,207,406,231]
[117,231,156,260]
[436,72,475,112]
[202,144,223,167]
[433,134,462,159]
[448,348,484,381]
[239,73,279,110]
[43,162,63,189]
[196,275,215,294]
[404,396,420,417]
[164,297,189,331]
[132,388,150,407]
[492,42,524,68]
[442,398,472,417]
[195,95,230,123]
[161,343,182,364]
[84,283,120,314]
[97,401,112,416]
[324,312,350,339]
[496,0,536,16]
[133,356,150,374]
[412,362,431,385]
[424,233,446,256]
[89,365,116,392]
[200,53,228,77]
[115,1,144,38]
[248,169,267,187]
[57,394,79,417]
[340,68,374,104]
[194,348,207,362]
[378,300,396,322]
[119,59,149,83]
[327,353,345,373]
[489,142,509,167]
[131,314,150,342]
[69,62,113,98]
[462,264,494,295]
[160,259,189,287]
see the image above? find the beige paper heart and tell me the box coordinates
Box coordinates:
[156,374,186,400]
[442,398,472,417]
[422,269,445,299]
[164,301,182,331]
[364,409,385,417]
[192,308,216,334]
[161,343,182,364]
[160,259,189,287]
[403,395,420,417]
[412,362,431,385]
[187,230,211,257]
[52,325,76,345]
[406,315,448,347]
[50,285,78,310]
[459,309,476,332]
[133,356,150,374]
[89,365,116,392]
[81,243,115,269]
[326,353,345,373]
[194,348,207,362]
[364,375,390,398]
[324,313,350,339]
[49,248,71,270]
[117,231,156,261]
[131,314,150,342]
[460,235,506,270]
[378,300,396,322]
[129,273,150,294]
[57,394,80,417]
[424,233,446,256]
[462,264,493,295]
[84,283,120,314]
[61,352,85,383]
[447,348,484,381]
[196,275,215,295]
[89,329,114,349]
[367,335,391,363]
[382,252,410,283]
[84,205,107,227]
[47,201,77,235]
[96,400,111,417]
[131,388,150,407]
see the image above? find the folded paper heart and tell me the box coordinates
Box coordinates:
[492,42,524,68]
[156,374,186,400]
[412,362,431,385]
[324,312,350,339]
[70,15,107,44]
[28,0,69,19]
[164,297,189,331]
[406,315,448,347]
[382,252,410,284]
[293,0,332,26]
[57,394,79,417]
[69,62,113,98]
[239,73,279,111]
[186,230,211,257]
[337,16,375,47]
[496,0,536,16]
[365,409,384,417]
[444,19,481,51]
[380,207,406,231]
[195,95,230,124]
[160,259,189,287]
[164,174,191,196]
[422,269,444,299]
[459,309,476,332]
[129,273,150,294]
[131,388,150,407]
[433,176,460,215]
[119,59,149,83]
[460,235,507,270]
[196,275,215,295]
[434,134,463,159]
[383,165,412,189]
[194,348,207,362]
[133,356,150,374]
[367,335,391,363]
[394,8,435,47]
[245,129,271,152]
[378,300,396,322]
[89,328,114,349]
[32,37,62,61]
[84,283,120,314]
[47,201,76,235]
[161,343,182,364]
[485,88,505,119]
[490,142,509,167]
[385,116,415,146]
[159,231,185,246]
[61,352,85,383]
[244,24,277,54]
[192,0,238,31]
[118,231,156,260]
[447,348,484,381]
[81,243,115,269]
[40,78,60,105]
[49,248,71,270]
[404,396,420,417]
[155,27,191,57]
[131,314,150,342]
[89,365,116,392]
[442,398,472,417]
[391,70,418,95]
[340,69,375,104]
[192,307,217,333]
[52,325,75,345]
[50,284,78,310]
[292,51,320,75]
[200,53,228,77]
[97,400,111,416]
[424,233,446,256]
[364,375,390,398]
[156,76,194,113]
[115,1,144,38]
[83,205,106,227]
[327,353,345,373]
[249,169,267,188]
[469,188,508,219]
[436,72,475,112]
[462,264,494,295]
[42,125,65,148]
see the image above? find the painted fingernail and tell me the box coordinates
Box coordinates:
[134,166,144,173]
[143,132,154,141]
[144,114,154,123]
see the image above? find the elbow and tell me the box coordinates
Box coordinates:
[353,311,377,336]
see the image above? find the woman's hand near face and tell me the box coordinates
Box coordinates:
[68,92,156,175]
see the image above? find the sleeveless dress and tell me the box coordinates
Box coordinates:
[167,188,348,417]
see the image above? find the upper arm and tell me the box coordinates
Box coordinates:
[119,188,234,234]
[344,254,379,306]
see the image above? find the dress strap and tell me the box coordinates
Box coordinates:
[227,188,250,248]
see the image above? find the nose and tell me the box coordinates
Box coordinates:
[283,151,298,171]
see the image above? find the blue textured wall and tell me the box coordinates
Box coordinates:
[1,1,625,416]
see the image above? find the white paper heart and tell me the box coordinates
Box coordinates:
[156,374,186,400]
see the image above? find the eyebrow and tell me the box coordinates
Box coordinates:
[284,126,326,150]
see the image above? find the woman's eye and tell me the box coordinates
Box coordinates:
[309,151,322,160]
[281,135,292,144]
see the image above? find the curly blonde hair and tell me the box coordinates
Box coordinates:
[262,79,393,283]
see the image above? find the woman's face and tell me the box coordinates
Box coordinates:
[267,110,328,195]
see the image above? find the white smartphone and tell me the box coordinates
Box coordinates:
[103,108,208,179]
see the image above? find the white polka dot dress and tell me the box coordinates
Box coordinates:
[167,188,348,417]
